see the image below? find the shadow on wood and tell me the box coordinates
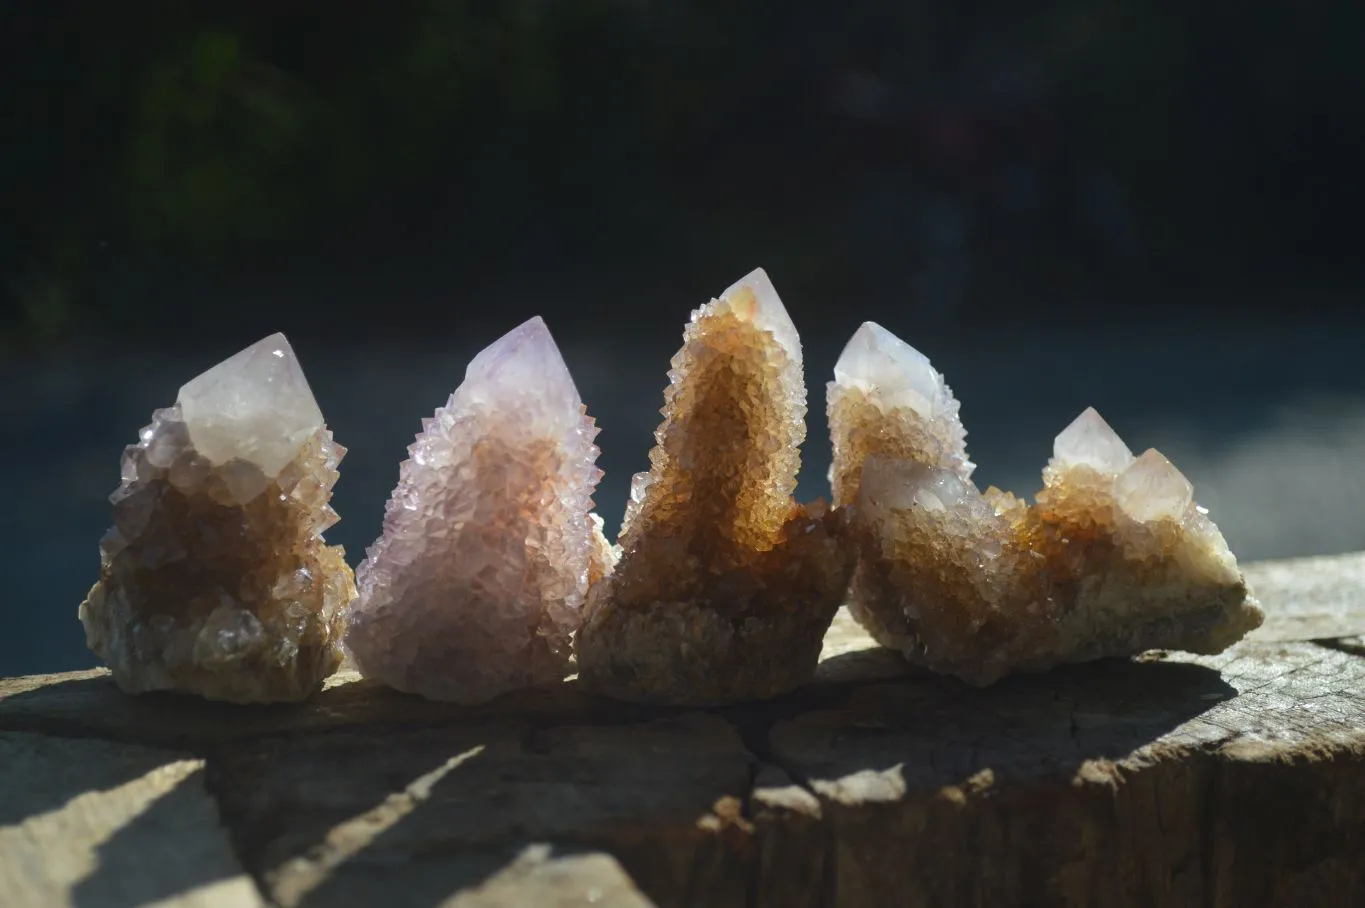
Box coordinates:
[207,714,754,908]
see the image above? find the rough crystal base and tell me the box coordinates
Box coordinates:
[830,323,1263,685]
[80,334,353,703]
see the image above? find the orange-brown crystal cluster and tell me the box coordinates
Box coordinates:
[827,324,972,509]
[80,335,354,702]
[831,323,1262,685]
[577,269,854,704]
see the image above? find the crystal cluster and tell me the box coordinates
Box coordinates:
[830,322,1263,685]
[577,269,855,704]
[346,317,611,704]
[80,334,354,703]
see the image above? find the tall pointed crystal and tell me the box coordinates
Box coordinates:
[577,269,854,705]
[829,322,1263,685]
[79,333,354,703]
[346,316,611,704]
[827,321,972,507]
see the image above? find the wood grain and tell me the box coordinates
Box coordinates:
[3,550,1364,907]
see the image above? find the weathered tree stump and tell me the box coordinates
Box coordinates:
[3,552,1364,907]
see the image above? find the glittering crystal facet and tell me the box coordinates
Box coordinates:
[178,332,326,480]
[346,317,610,704]
[1051,406,1136,477]
[79,334,354,703]
[577,269,854,705]
[827,321,973,507]
[831,324,1263,685]
[1114,448,1195,523]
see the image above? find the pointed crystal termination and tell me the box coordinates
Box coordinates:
[830,327,1263,684]
[79,333,354,703]
[577,269,855,705]
[1049,406,1135,478]
[346,317,611,704]
[827,321,972,508]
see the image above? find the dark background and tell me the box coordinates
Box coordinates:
[4,1,1364,677]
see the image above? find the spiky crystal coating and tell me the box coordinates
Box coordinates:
[827,321,972,507]
[346,317,611,704]
[830,324,1262,685]
[578,269,854,704]
[79,333,353,703]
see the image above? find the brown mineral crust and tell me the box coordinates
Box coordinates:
[578,280,855,704]
[622,304,802,565]
[81,427,353,703]
[853,463,1259,686]
[579,503,853,704]
[829,388,956,508]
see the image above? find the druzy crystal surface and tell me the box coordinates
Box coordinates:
[346,317,610,704]
[577,269,854,704]
[830,322,1263,685]
[79,333,354,703]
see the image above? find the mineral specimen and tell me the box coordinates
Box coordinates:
[346,316,610,703]
[80,333,354,703]
[577,269,855,704]
[830,322,1264,685]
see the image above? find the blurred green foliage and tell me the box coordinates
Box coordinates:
[3,0,1361,343]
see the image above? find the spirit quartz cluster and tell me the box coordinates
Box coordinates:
[80,334,354,703]
[828,322,1264,685]
[80,277,1265,707]
[577,269,855,705]
[345,317,613,704]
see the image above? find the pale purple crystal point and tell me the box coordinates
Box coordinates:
[346,317,610,703]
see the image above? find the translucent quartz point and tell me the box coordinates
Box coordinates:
[827,321,973,508]
[346,317,611,704]
[577,269,855,705]
[1114,448,1195,523]
[829,322,1263,685]
[79,333,353,703]
[1051,406,1135,476]
[179,332,325,477]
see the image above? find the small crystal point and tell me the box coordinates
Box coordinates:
[1052,406,1135,476]
[720,267,802,363]
[834,321,943,418]
[347,316,608,704]
[1114,448,1195,523]
[178,332,324,478]
[826,322,971,507]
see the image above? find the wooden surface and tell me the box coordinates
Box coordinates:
[3,551,1364,907]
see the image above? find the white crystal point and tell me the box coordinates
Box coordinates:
[834,321,945,417]
[1052,406,1135,476]
[177,332,324,478]
[462,316,582,430]
[349,315,605,704]
[720,267,802,365]
[826,321,972,505]
[1114,448,1195,523]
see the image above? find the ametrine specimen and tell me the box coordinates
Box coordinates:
[827,321,973,505]
[577,269,854,705]
[830,322,1263,685]
[79,333,354,703]
[346,317,611,704]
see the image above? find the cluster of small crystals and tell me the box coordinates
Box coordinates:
[79,334,354,703]
[578,269,855,705]
[827,322,973,507]
[832,324,1263,685]
[346,317,611,704]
